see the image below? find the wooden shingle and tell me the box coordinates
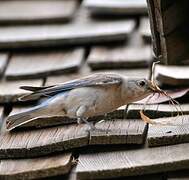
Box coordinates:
[0,153,72,180]
[0,114,147,158]
[0,53,9,77]
[87,45,152,70]
[146,0,189,64]
[83,0,148,15]
[139,17,151,44]
[154,65,189,87]
[0,9,135,49]
[87,30,152,70]
[0,79,43,103]
[148,115,189,147]
[76,143,189,179]
[127,104,189,119]
[89,119,147,145]
[5,48,84,80]
[0,0,78,24]
[0,123,89,158]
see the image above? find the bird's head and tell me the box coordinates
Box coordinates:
[122,78,155,103]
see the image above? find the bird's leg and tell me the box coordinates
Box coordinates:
[78,117,97,131]
[76,105,96,131]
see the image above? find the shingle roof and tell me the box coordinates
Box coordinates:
[0,0,189,180]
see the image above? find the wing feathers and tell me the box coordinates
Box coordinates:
[19,73,122,101]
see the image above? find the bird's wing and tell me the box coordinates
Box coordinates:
[19,73,122,101]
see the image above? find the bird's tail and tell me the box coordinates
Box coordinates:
[6,107,42,131]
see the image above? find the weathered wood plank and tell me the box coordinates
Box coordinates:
[1,109,146,158]
[139,18,151,44]
[46,65,91,86]
[89,119,147,145]
[154,0,189,36]
[147,0,189,65]
[0,79,43,103]
[154,65,189,86]
[0,9,135,49]
[148,115,189,147]
[83,0,147,15]
[0,123,89,158]
[0,0,78,24]
[160,25,189,65]
[146,0,161,57]
[5,48,84,80]
[0,53,9,77]
[93,69,150,79]
[76,143,189,179]
[0,153,72,180]
[87,45,152,70]
[127,104,189,119]
[87,30,152,70]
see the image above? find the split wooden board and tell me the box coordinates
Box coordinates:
[76,143,189,179]
[0,79,43,103]
[0,9,135,49]
[0,118,147,158]
[148,115,189,147]
[0,53,9,76]
[0,0,78,24]
[154,65,189,86]
[5,48,84,80]
[0,153,72,180]
[83,0,147,15]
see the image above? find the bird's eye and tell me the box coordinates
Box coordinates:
[138,80,146,87]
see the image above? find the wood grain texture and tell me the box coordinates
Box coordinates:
[0,79,43,103]
[5,48,84,80]
[0,9,135,49]
[83,0,148,15]
[89,119,147,145]
[76,143,189,179]
[87,30,152,70]
[154,65,189,86]
[159,25,189,65]
[0,112,147,158]
[87,45,152,70]
[45,64,91,86]
[139,18,151,44]
[0,153,72,180]
[0,53,9,76]
[0,123,89,158]
[0,0,78,24]
[147,0,189,64]
[146,0,161,57]
[127,104,189,119]
[148,115,189,147]
[154,0,189,36]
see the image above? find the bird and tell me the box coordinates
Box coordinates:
[6,73,154,131]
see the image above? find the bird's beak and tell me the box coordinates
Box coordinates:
[147,80,157,92]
